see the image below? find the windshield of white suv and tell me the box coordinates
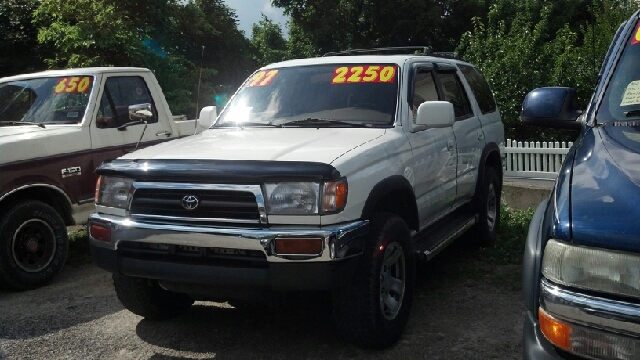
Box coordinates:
[215,64,399,128]
[598,20,640,122]
[0,76,94,125]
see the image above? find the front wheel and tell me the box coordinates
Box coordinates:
[332,212,415,348]
[0,201,69,290]
[113,274,194,320]
[474,167,501,247]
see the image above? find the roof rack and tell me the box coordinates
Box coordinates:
[322,46,462,60]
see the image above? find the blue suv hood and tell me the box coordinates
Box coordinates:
[570,125,640,253]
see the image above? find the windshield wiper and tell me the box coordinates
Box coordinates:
[625,110,640,118]
[215,122,281,128]
[284,118,370,128]
[0,121,45,128]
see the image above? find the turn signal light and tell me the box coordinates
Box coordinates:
[90,224,111,242]
[95,176,102,203]
[275,237,323,255]
[539,308,571,350]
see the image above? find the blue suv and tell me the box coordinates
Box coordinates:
[521,10,640,360]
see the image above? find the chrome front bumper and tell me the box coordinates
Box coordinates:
[540,278,640,337]
[88,212,369,263]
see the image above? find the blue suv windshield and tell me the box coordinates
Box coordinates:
[215,64,399,128]
[598,19,640,122]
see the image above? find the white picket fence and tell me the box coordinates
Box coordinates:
[501,139,573,181]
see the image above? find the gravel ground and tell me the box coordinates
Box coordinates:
[0,236,524,360]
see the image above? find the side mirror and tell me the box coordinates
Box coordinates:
[521,87,582,130]
[128,103,153,121]
[416,101,455,128]
[196,106,217,132]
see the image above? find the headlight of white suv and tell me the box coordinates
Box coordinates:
[542,239,640,298]
[265,180,347,215]
[95,176,134,209]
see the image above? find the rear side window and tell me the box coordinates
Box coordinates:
[437,71,473,119]
[459,64,497,114]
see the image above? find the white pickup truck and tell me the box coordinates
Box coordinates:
[0,67,215,290]
[89,51,505,348]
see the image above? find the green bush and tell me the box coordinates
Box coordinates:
[478,205,535,265]
[67,229,91,266]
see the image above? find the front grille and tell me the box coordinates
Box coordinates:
[130,188,260,221]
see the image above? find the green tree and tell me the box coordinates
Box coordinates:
[458,0,638,141]
[0,0,52,77]
[33,0,254,118]
[251,15,288,66]
[274,0,491,57]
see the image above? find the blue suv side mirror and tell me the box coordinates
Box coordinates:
[521,87,582,130]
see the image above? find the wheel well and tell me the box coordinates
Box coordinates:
[370,190,419,232]
[0,187,73,225]
[485,149,503,183]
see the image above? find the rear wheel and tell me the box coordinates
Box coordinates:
[113,274,194,320]
[332,212,415,348]
[474,167,501,247]
[0,201,68,290]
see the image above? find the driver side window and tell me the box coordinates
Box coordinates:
[96,76,157,129]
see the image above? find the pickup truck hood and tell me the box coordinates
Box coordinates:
[570,125,640,253]
[121,127,386,164]
[0,125,87,164]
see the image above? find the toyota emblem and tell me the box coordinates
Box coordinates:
[181,195,199,210]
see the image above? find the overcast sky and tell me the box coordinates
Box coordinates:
[223,0,289,38]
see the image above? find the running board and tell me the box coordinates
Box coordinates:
[413,211,477,261]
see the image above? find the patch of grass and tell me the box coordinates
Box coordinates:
[66,229,92,266]
[478,205,535,265]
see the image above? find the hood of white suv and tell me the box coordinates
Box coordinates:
[121,127,387,164]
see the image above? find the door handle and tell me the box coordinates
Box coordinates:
[447,140,454,151]
[477,131,485,140]
[156,130,173,137]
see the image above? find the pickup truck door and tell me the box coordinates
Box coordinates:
[434,65,484,207]
[406,65,457,228]
[89,73,177,167]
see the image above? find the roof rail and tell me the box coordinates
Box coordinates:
[322,47,462,60]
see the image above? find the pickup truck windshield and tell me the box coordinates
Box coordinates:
[598,20,640,122]
[0,76,94,125]
[216,64,399,127]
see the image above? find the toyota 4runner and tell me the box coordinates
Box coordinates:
[88,48,505,348]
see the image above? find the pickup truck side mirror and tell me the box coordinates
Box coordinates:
[521,87,582,130]
[128,103,153,121]
[416,101,455,128]
[197,106,217,132]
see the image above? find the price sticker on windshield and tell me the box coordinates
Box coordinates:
[247,70,279,87]
[54,76,93,94]
[633,23,640,45]
[331,65,396,84]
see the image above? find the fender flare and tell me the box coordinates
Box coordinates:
[474,142,503,197]
[360,175,419,231]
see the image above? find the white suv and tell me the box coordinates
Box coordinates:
[88,47,505,348]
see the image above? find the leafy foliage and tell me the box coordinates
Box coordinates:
[251,15,288,67]
[0,0,52,77]
[274,0,491,57]
[458,0,638,141]
[478,205,535,265]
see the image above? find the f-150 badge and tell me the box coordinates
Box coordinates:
[61,166,82,178]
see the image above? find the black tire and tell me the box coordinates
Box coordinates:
[332,212,415,349]
[113,274,194,320]
[0,201,69,290]
[474,167,501,247]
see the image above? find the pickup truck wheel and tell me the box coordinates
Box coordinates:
[113,274,194,320]
[474,167,501,247]
[0,201,68,290]
[332,212,415,348]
